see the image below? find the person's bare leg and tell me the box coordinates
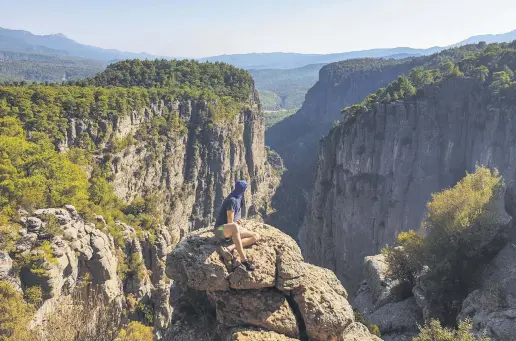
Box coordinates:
[239,230,260,248]
[227,229,260,257]
[224,223,247,260]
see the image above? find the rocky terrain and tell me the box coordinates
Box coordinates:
[352,180,516,341]
[0,60,283,339]
[0,205,176,333]
[301,71,516,292]
[0,213,383,340]
[164,221,381,341]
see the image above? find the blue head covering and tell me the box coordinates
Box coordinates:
[230,180,248,198]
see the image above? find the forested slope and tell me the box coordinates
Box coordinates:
[0,59,279,338]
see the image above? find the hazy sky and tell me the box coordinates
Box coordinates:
[1,0,515,58]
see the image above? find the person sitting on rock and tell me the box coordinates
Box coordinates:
[214,180,259,271]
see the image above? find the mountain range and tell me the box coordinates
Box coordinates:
[1,27,516,69]
[0,27,156,62]
[1,26,516,112]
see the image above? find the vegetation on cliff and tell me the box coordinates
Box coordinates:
[383,167,504,323]
[343,41,516,120]
[0,281,35,341]
[414,319,489,341]
[0,59,262,339]
[0,59,258,243]
[81,59,254,102]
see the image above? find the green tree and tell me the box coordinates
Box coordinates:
[0,281,36,341]
[472,66,489,83]
[384,167,504,322]
[114,322,153,341]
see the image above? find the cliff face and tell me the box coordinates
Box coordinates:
[265,59,423,236]
[301,76,516,291]
[60,90,279,235]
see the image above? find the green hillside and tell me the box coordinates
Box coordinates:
[0,59,254,225]
[250,63,324,110]
[0,50,106,83]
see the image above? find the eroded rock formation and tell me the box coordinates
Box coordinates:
[60,93,279,234]
[352,179,516,341]
[354,254,421,341]
[165,221,381,341]
[7,206,176,331]
[457,180,516,341]
[302,76,516,291]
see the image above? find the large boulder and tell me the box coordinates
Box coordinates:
[221,327,299,341]
[166,221,380,341]
[293,264,354,341]
[166,221,304,292]
[353,253,420,341]
[458,243,516,341]
[209,290,299,338]
[368,297,422,339]
[340,322,382,341]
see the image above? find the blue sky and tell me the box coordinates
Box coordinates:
[1,0,515,57]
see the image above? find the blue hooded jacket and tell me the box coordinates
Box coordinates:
[214,180,248,227]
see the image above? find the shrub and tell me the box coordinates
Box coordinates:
[0,281,35,341]
[14,240,58,277]
[382,230,424,285]
[39,213,63,237]
[135,301,154,326]
[114,321,153,341]
[110,134,135,153]
[383,167,504,322]
[414,319,489,341]
[23,286,43,306]
[354,311,381,337]
[0,224,20,252]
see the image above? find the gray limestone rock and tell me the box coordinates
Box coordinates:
[0,251,12,279]
[368,297,422,337]
[458,243,516,341]
[302,76,516,293]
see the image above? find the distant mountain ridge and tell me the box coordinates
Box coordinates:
[453,29,516,47]
[199,48,437,69]
[1,27,515,70]
[201,29,516,69]
[0,27,156,61]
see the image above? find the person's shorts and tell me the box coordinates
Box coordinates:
[214,225,231,242]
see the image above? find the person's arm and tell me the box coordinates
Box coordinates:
[226,210,235,224]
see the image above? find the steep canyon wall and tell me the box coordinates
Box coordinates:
[301,76,516,291]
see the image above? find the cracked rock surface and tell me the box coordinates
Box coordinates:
[165,220,381,341]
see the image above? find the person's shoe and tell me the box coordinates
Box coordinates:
[239,259,256,272]
[218,246,233,263]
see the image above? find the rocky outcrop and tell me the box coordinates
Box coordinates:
[458,243,516,341]
[302,76,516,292]
[6,206,175,332]
[165,221,381,341]
[457,180,516,341]
[354,254,420,341]
[60,92,279,235]
[266,58,427,237]
[350,178,516,341]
